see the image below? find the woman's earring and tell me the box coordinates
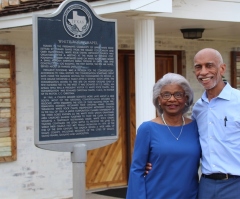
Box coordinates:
[185,103,188,106]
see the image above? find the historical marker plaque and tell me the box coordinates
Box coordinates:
[33,0,118,152]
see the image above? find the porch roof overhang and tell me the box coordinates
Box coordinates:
[0,0,240,40]
[0,0,172,29]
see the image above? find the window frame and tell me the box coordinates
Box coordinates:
[230,51,240,89]
[0,45,16,162]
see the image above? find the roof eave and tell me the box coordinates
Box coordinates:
[0,0,172,29]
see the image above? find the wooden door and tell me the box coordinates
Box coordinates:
[86,50,183,190]
[85,51,130,190]
[155,55,174,80]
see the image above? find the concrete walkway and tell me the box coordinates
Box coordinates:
[65,192,124,199]
[67,187,126,199]
[86,193,121,199]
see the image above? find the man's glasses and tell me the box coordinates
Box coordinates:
[160,92,185,100]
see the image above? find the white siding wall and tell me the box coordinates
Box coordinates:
[0,30,239,198]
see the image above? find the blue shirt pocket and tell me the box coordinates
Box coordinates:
[217,117,240,144]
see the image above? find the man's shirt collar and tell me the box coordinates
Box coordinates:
[201,82,231,102]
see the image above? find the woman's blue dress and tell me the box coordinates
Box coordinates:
[126,120,201,199]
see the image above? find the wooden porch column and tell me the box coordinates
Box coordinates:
[134,17,156,131]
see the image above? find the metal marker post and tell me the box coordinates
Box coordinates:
[71,144,87,199]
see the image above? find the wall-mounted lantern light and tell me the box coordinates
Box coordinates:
[180,28,205,39]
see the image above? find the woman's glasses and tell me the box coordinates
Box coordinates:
[160,92,185,100]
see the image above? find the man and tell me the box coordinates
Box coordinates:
[145,48,240,199]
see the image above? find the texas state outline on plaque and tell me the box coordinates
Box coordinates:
[68,11,86,31]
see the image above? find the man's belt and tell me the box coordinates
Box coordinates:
[202,173,240,180]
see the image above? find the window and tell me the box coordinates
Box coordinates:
[0,45,16,162]
[230,51,240,90]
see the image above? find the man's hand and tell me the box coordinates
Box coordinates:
[145,163,152,175]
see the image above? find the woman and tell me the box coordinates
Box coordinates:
[126,73,201,199]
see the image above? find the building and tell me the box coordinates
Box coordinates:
[0,0,240,198]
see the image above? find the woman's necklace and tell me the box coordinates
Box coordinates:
[161,114,185,141]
